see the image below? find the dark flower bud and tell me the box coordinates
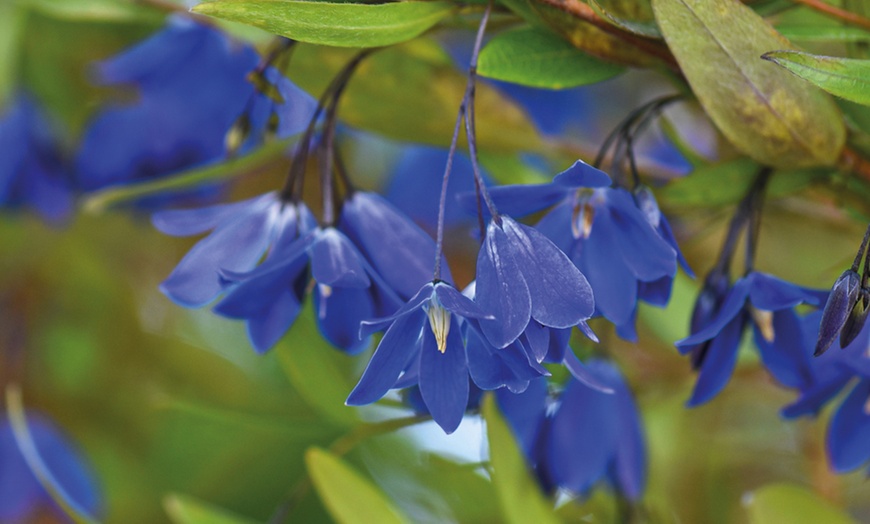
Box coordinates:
[814,269,861,356]
[840,286,870,349]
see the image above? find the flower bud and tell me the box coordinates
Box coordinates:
[814,269,861,356]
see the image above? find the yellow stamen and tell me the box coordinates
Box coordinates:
[750,307,775,343]
[426,299,451,353]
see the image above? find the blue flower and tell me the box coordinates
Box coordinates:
[347,280,498,433]
[497,362,647,500]
[153,192,310,308]
[676,271,819,406]
[0,412,102,522]
[243,66,317,146]
[783,310,870,473]
[474,213,595,349]
[471,160,687,340]
[76,17,259,193]
[0,95,73,222]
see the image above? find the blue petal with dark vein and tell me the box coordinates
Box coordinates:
[828,379,870,472]
[687,314,746,406]
[476,220,532,348]
[505,217,594,328]
[419,318,469,434]
[347,310,426,406]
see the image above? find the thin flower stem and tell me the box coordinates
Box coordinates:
[850,223,870,272]
[743,168,772,273]
[433,1,493,280]
[711,167,770,276]
[280,49,373,202]
[791,0,870,32]
[267,415,430,524]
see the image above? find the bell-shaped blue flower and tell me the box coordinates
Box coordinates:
[676,272,819,406]
[153,192,311,308]
[475,214,595,349]
[347,280,498,433]
[0,412,102,522]
[496,361,647,500]
[0,96,73,222]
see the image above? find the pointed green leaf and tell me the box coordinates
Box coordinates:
[588,0,661,38]
[652,0,846,168]
[191,0,454,48]
[482,395,560,524]
[744,483,855,524]
[305,447,407,524]
[762,51,870,107]
[478,26,624,89]
[164,493,259,524]
[776,25,870,44]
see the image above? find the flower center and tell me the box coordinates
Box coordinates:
[426,297,451,354]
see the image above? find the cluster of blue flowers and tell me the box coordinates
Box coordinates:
[9,5,870,516]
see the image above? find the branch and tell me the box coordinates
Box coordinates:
[791,0,870,32]
[839,144,870,180]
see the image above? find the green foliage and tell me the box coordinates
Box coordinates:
[763,51,870,107]
[652,0,846,168]
[164,494,260,524]
[744,483,856,524]
[482,395,560,524]
[588,0,660,38]
[305,447,407,524]
[192,0,454,48]
[478,26,624,89]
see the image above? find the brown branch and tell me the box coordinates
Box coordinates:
[532,0,681,73]
[791,0,870,32]
[839,144,870,180]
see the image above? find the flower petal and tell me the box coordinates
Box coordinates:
[748,272,820,310]
[754,310,814,390]
[245,287,304,353]
[686,314,746,406]
[310,228,370,288]
[580,215,637,326]
[676,278,752,348]
[563,349,615,394]
[782,372,853,419]
[828,379,870,472]
[151,193,275,236]
[495,377,549,459]
[522,321,550,363]
[359,283,433,339]
[503,217,594,328]
[607,189,676,281]
[347,310,425,406]
[160,202,275,307]
[419,318,469,434]
[476,220,532,348]
[314,285,373,355]
[435,282,492,319]
[612,378,646,501]
[466,323,543,393]
[552,159,612,188]
[462,183,569,218]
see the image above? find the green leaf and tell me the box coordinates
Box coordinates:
[192,0,454,48]
[276,304,361,427]
[478,26,624,89]
[164,493,259,524]
[661,157,829,207]
[23,0,160,21]
[762,51,870,107]
[482,395,560,524]
[288,39,543,152]
[305,447,407,524]
[744,483,855,524]
[652,0,846,168]
[776,24,870,44]
[588,0,661,38]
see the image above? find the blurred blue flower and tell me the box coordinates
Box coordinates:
[0,412,102,523]
[0,95,73,222]
[677,271,819,406]
[347,280,497,433]
[475,214,595,349]
[153,192,310,308]
[497,361,647,500]
[76,17,259,193]
[783,310,870,473]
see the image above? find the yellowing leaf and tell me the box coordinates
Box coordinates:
[652,0,846,168]
[763,51,870,107]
